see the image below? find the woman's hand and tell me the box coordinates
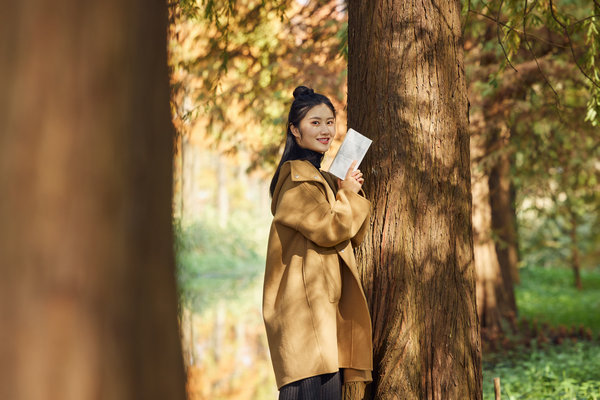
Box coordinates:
[337,160,364,193]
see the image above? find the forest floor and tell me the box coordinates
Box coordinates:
[482,267,600,399]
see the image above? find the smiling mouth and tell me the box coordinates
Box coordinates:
[317,138,330,144]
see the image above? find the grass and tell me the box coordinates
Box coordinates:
[483,266,600,399]
[516,267,600,332]
[483,341,600,399]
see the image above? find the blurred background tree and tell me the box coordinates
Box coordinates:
[464,0,600,338]
[0,1,186,399]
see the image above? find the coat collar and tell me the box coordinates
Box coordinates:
[271,160,336,215]
[290,159,326,184]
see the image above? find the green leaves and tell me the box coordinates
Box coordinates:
[584,87,600,125]
[583,15,600,125]
[336,21,348,61]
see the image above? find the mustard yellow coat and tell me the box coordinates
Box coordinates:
[263,159,373,389]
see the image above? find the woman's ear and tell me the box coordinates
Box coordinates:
[290,125,301,141]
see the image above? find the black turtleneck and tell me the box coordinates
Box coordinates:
[296,147,324,170]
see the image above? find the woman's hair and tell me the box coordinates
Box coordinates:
[269,86,336,196]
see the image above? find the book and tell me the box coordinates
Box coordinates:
[328,128,372,180]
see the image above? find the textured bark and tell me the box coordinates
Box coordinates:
[347,1,482,399]
[0,1,187,399]
[342,382,369,400]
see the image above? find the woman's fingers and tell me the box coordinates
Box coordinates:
[340,161,365,193]
[351,170,363,183]
[345,160,358,180]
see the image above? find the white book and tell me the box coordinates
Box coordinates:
[328,128,373,180]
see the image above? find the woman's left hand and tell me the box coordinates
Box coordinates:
[337,160,364,193]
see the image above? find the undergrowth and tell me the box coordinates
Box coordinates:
[483,341,600,399]
[516,267,600,332]
[482,266,600,399]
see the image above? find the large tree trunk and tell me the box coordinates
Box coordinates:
[347,1,482,399]
[0,1,187,399]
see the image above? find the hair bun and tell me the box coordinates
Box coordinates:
[293,86,315,98]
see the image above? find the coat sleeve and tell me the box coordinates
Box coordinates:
[351,207,370,247]
[274,180,371,248]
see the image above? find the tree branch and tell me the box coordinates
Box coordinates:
[468,10,568,48]
[548,0,600,89]
[522,0,560,101]
[496,0,519,71]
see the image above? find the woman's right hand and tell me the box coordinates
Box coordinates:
[337,160,364,193]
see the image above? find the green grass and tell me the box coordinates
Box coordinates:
[515,267,600,332]
[483,341,600,399]
[483,267,600,399]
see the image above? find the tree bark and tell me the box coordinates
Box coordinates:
[347,1,482,399]
[0,1,187,399]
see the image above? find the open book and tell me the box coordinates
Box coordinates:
[327,128,372,180]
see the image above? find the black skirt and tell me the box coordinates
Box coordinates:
[278,371,341,400]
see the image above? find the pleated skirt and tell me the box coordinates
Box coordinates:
[278,371,341,400]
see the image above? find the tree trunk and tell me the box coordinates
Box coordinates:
[465,49,518,337]
[347,1,482,399]
[470,129,516,335]
[569,209,583,290]
[471,132,503,331]
[0,1,187,399]
[489,127,520,286]
[216,155,229,227]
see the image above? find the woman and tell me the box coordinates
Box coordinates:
[263,86,373,400]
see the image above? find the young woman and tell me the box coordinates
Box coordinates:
[263,86,373,400]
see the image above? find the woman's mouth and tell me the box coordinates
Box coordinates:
[317,138,330,144]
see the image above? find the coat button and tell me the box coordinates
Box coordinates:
[295,175,299,178]
[314,175,318,179]
[340,249,345,253]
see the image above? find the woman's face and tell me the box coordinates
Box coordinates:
[291,103,335,153]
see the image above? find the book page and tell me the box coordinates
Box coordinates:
[328,128,372,180]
